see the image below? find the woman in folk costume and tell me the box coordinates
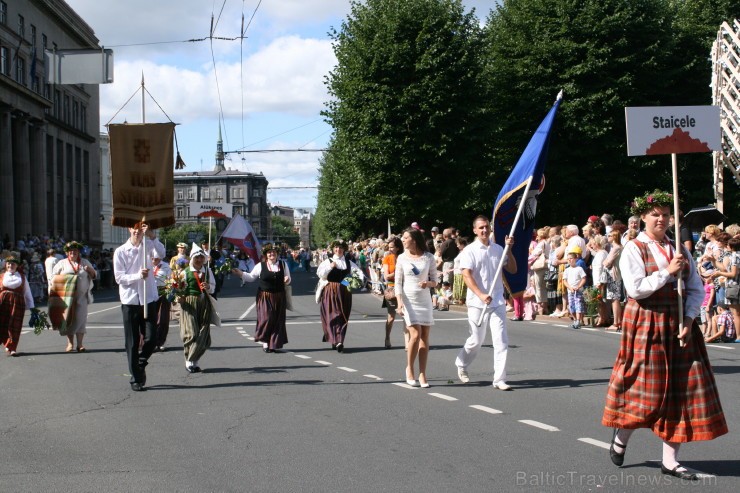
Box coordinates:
[50,241,96,352]
[0,256,35,356]
[603,191,727,481]
[151,252,172,352]
[232,243,291,353]
[176,243,216,373]
[316,239,365,352]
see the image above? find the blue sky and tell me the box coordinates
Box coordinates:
[66,0,497,209]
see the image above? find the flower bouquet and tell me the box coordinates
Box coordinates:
[28,308,52,335]
[164,274,189,302]
[583,286,603,317]
[341,271,364,291]
[213,257,233,276]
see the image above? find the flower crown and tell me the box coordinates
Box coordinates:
[630,190,674,216]
[261,243,276,256]
[63,241,84,252]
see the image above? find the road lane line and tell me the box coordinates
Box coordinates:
[294,355,311,359]
[88,305,121,315]
[531,322,547,325]
[363,374,383,380]
[470,405,502,414]
[314,360,332,365]
[429,393,458,401]
[392,382,417,389]
[239,302,256,320]
[707,345,736,351]
[580,327,598,332]
[337,367,357,372]
[554,324,570,328]
[578,437,610,450]
[519,420,560,432]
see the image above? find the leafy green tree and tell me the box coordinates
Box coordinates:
[318,0,492,238]
[159,223,214,256]
[270,216,300,247]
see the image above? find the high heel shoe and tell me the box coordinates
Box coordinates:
[406,378,419,387]
[609,428,626,467]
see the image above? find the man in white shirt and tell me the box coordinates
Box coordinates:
[454,215,517,390]
[565,224,588,260]
[113,223,165,392]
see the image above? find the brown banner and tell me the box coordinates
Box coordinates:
[109,123,176,229]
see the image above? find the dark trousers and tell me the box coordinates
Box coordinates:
[121,302,157,384]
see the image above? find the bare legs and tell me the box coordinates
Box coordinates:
[406,324,430,385]
[66,332,86,351]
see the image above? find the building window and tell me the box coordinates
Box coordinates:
[252,188,263,198]
[187,189,194,200]
[0,2,6,25]
[73,101,79,128]
[64,95,70,123]
[81,105,86,131]
[31,25,36,50]
[177,207,184,218]
[15,56,25,85]
[177,190,183,200]
[252,222,260,235]
[42,34,47,51]
[0,46,8,76]
[216,189,222,199]
[18,15,24,38]
[43,82,50,100]
[203,189,210,200]
[252,203,259,217]
[54,89,61,118]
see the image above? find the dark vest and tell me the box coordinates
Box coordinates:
[259,261,285,293]
[326,255,351,282]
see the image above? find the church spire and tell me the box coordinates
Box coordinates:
[214,121,225,172]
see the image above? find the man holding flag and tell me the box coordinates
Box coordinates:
[455,216,516,390]
[455,92,562,389]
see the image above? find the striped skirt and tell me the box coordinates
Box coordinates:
[452,273,467,303]
[602,297,728,442]
[320,282,352,345]
[179,294,212,362]
[255,289,288,349]
[0,289,25,350]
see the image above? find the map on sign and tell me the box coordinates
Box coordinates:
[625,106,721,156]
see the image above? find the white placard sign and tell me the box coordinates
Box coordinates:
[189,202,233,217]
[625,106,721,156]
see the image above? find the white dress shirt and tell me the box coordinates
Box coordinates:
[2,271,34,308]
[619,232,702,319]
[458,239,509,309]
[114,237,166,305]
[240,261,291,283]
[316,255,365,281]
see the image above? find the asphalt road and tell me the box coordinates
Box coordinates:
[1,268,738,492]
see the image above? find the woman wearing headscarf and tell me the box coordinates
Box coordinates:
[316,239,365,352]
[233,243,291,353]
[603,190,727,480]
[177,244,216,373]
[50,241,96,352]
[0,256,35,356]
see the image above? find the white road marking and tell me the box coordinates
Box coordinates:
[363,374,383,380]
[707,344,736,351]
[294,355,311,359]
[531,322,547,325]
[337,367,357,372]
[519,419,560,432]
[239,303,256,320]
[469,404,502,414]
[314,360,332,365]
[580,327,599,332]
[247,336,254,341]
[88,305,121,315]
[554,324,570,328]
[428,393,457,401]
[392,382,417,389]
[578,437,610,450]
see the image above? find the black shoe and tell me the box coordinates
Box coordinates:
[186,366,196,373]
[272,349,283,354]
[331,344,336,350]
[130,382,146,392]
[609,429,626,467]
[193,366,202,373]
[139,363,147,386]
[509,317,523,322]
[263,348,271,353]
[336,343,344,353]
[661,463,697,480]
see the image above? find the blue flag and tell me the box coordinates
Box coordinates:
[492,95,562,295]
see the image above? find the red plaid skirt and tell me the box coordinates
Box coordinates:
[0,288,26,334]
[602,242,728,442]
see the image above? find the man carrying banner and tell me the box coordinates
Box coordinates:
[113,223,165,392]
[455,216,517,390]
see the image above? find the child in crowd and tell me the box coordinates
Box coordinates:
[563,252,587,329]
[707,303,737,343]
[522,273,537,321]
[699,269,716,338]
[435,281,453,311]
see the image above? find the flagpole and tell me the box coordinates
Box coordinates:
[476,175,534,327]
[671,153,686,348]
[141,73,149,319]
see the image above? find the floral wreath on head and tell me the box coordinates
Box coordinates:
[330,239,348,250]
[630,190,674,216]
[4,256,20,265]
[63,241,84,252]
[261,243,277,256]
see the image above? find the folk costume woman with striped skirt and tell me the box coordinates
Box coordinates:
[602,191,727,481]
[316,240,365,352]
[0,256,35,356]
[177,245,216,373]
[233,243,291,353]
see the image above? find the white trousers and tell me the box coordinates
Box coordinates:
[455,304,508,384]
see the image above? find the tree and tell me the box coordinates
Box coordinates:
[318,0,492,238]
[270,217,300,247]
[159,223,214,256]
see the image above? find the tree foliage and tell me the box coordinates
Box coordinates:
[318,0,740,238]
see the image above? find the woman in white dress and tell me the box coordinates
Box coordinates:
[396,228,437,388]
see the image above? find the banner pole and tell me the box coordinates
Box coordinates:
[671,153,685,348]
[475,175,534,327]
